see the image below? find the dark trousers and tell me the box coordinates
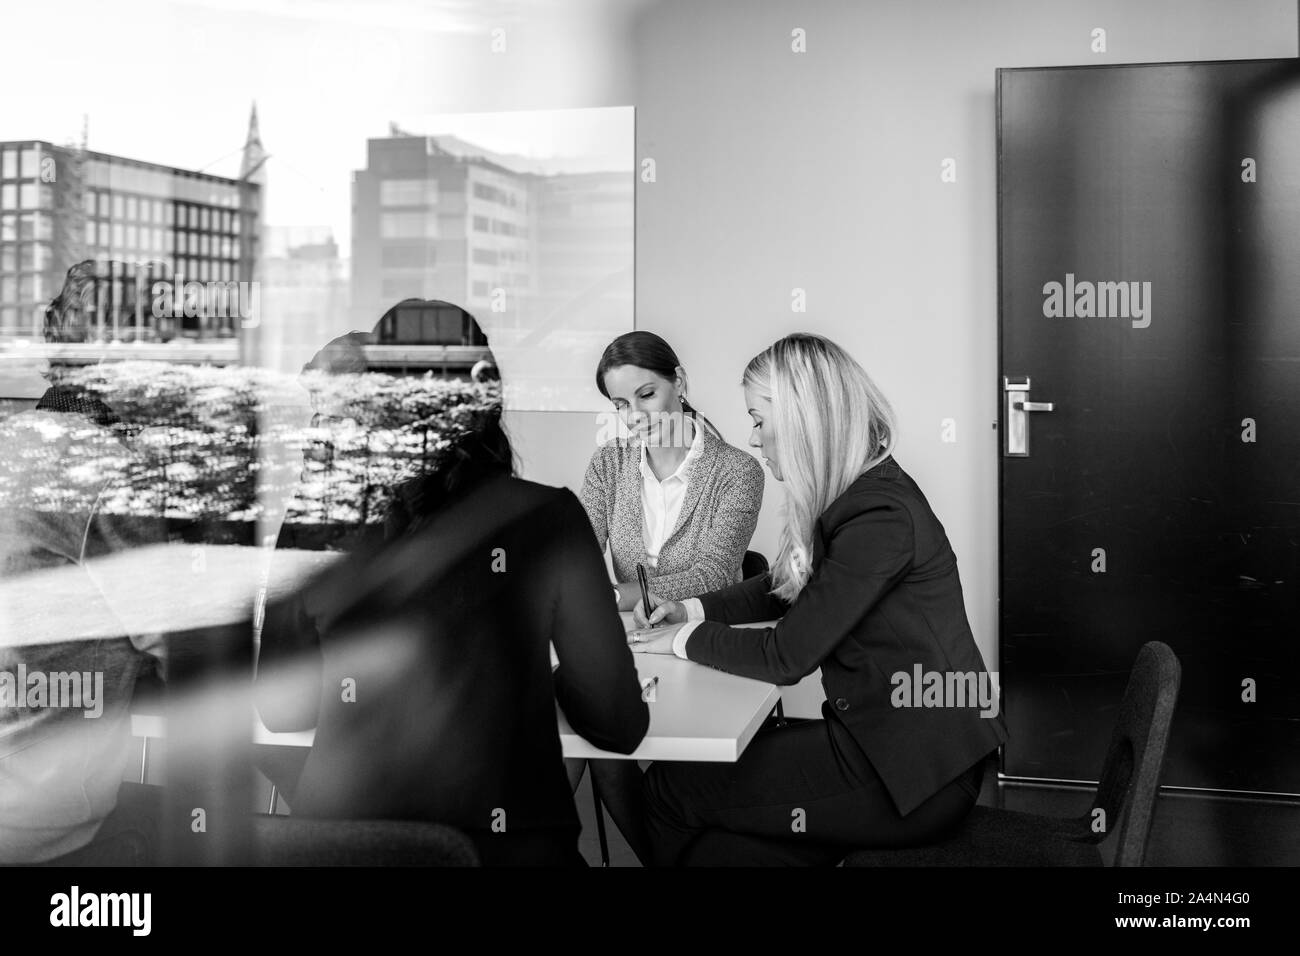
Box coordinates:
[644,716,985,866]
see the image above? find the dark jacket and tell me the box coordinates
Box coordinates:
[256,474,649,863]
[686,456,1007,816]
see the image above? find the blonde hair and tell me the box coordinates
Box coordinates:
[743,333,896,601]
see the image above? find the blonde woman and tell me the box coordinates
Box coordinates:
[629,333,1007,866]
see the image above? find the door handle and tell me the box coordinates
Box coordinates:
[1003,376,1054,457]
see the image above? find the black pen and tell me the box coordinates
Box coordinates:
[637,562,655,620]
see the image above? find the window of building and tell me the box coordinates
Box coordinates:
[0,215,12,241]
[85,221,96,248]
[113,224,123,247]
[471,248,498,265]
[381,245,432,268]
[231,239,240,258]
[0,308,16,329]
[18,184,36,209]
[19,149,39,179]
[126,196,138,221]
[154,228,163,252]
[472,215,489,232]
[0,185,14,210]
[18,275,33,302]
[17,214,34,240]
[83,192,97,217]
[165,203,175,226]
[99,193,111,218]
[198,234,208,257]
[113,194,124,219]
[98,222,109,246]
[0,150,15,180]
[0,277,15,302]
[126,225,137,249]
[231,214,240,235]
[380,212,437,239]
[381,179,438,206]
[0,247,13,272]
[200,208,210,231]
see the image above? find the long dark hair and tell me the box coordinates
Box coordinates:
[594,331,717,436]
[381,300,515,538]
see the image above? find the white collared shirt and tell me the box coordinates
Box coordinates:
[639,417,704,570]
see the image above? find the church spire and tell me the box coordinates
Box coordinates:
[240,101,268,182]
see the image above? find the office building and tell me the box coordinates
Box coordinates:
[0,139,260,348]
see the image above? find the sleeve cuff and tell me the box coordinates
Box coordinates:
[672,621,702,659]
[682,597,705,621]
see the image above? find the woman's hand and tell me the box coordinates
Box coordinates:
[633,594,686,628]
[626,622,683,654]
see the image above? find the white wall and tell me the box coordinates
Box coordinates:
[505,0,1296,679]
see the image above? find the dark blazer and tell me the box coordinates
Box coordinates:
[685,456,1007,817]
[256,474,649,864]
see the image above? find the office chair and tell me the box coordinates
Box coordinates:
[842,640,1181,867]
[251,816,480,866]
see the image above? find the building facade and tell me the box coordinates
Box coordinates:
[0,140,260,347]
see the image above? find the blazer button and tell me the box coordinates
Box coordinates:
[834,697,850,711]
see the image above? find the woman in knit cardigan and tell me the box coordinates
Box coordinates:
[567,330,765,864]
[580,331,765,606]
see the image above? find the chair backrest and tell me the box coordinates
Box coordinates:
[741,550,769,580]
[1089,641,1181,866]
[252,815,480,866]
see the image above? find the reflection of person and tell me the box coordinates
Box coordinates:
[256,330,649,866]
[581,331,765,608]
[629,333,1008,866]
[0,263,166,864]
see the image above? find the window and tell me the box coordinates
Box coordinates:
[0,247,13,272]
[18,275,33,301]
[85,221,96,247]
[19,149,39,178]
[165,203,175,226]
[0,277,14,302]
[231,239,240,258]
[0,308,16,329]
[113,224,123,247]
[380,212,437,239]
[0,185,14,210]
[381,245,431,268]
[18,184,40,209]
[0,215,12,241]
[200,208,210,231]
[126,226,137,249]
[99,193,111,218]
[98,222,109,246]
[472,215,489,232]
[83,192,97,217]
[154,228,163,252]
[17,214,34,240]
[471,248,498,265]
[220,236,231,259]
[113,194,124,219]
[380,179,437,206]
[0,150,15,179]
[126,196,138,221]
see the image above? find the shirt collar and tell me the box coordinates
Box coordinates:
[639,415,705,484]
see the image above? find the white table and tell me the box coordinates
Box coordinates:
[132,613,787,762]
[557,614,781,761]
